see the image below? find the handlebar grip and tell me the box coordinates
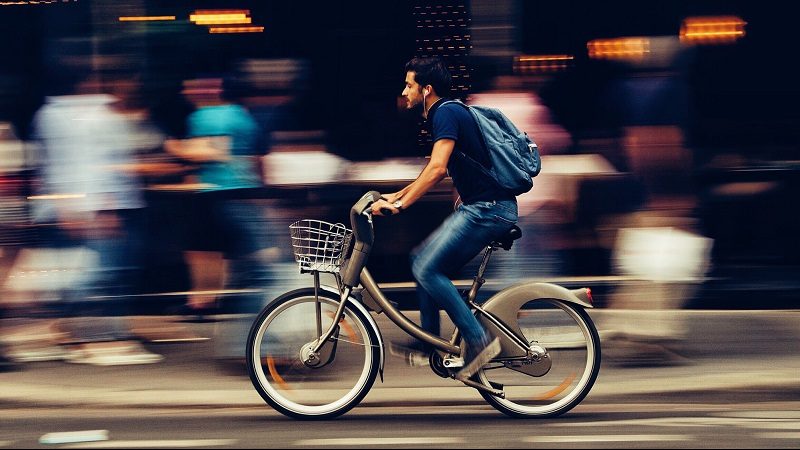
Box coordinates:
[364,191,383,203]
[344,191,383,288]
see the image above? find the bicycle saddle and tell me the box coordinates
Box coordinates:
[492,225,522,250]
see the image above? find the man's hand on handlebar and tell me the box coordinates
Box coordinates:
[371,196,401,216]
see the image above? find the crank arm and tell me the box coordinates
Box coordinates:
[460,378,505,398]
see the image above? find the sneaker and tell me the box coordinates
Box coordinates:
[65,341,163,366]
[454,337,500,382]
[389,341,430,368]
[405,350,430,368]
[5,343,69,362]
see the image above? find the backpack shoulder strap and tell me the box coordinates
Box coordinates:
[435,100,499,183]
[439,99,468,110]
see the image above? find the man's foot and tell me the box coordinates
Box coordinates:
[389,341,430,367]
[454,337,500,382]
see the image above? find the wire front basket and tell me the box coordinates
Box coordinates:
[289,219,353,273]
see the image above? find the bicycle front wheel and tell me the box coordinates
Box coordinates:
[478,299,600,418]
[247,290,381,419]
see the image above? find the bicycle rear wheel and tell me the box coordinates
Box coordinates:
[247,290,381,419]
[478,299,600,418]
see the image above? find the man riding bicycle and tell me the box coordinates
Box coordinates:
[371,57,518,381]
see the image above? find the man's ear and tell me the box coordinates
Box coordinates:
[423,85,432,96]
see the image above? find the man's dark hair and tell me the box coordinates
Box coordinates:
[405,57,452,97]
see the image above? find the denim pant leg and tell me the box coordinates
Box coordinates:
[219,200,271,311]
[215,199,272,359]
[79,234,130,341]
[411,200,518,349]
[59,210,144,342]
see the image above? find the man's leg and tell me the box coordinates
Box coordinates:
[411,201,518,378]
[411,207,500,349]
[409,249,441,339]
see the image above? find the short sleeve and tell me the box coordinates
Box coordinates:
[431,105,459,142]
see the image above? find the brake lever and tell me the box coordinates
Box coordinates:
[361,206,396,217]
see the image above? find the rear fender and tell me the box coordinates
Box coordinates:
[479,282,593,358]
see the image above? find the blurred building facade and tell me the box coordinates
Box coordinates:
[0,0,797,310]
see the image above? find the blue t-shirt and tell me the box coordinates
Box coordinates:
[427,99,507,203]
[187,104,262,190]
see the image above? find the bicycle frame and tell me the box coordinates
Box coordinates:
[358,257,531,358]
[308,191,593,394]
[310,191,501,357]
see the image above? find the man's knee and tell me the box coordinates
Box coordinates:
[413,253,443,288]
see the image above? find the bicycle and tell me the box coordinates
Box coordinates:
[246,191,601,419]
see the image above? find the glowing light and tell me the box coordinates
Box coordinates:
[514,55,574,74]
[208,26,264,34]
[27,194,86,200]
[1,0,69,5]
[587,37,651,61]
[119,16,175,22]
[190,10,251,25]
[680,16,747,44]
[193,15,252,25]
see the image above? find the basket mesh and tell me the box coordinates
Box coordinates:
[289,219,353,273]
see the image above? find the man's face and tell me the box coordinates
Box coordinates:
[401,71,424,110]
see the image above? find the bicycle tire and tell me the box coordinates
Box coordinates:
[477,299,601,418]
[247,289,382,419]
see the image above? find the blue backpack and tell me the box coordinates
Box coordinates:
[443,100,541,196]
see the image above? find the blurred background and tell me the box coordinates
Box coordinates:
[0,0,798,369]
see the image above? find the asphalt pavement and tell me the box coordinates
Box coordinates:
[0,310,798,409]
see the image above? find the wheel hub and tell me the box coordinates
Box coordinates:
[300,342,322,367]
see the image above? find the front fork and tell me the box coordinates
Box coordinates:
[303,272,351,367]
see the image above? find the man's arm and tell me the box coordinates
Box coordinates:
[372,138,454,215]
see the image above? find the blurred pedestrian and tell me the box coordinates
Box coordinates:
[0,122,25,371]
[28,60,162,366]
[164,75,271,368]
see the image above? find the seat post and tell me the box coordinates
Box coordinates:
[466,246,495,304]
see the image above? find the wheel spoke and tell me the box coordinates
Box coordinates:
[265,356,291,391]
[247,295,380,418]
[532,372,577,401]
[478,300,600,418]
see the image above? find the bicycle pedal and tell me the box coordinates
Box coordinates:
[442,356,464,369]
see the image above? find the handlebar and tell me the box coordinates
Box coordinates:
[350,190,381,223]
[341,191,382,287]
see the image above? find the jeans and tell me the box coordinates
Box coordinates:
[39,209,145,342]
[410,199,518,350]
[211,199,272,359]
